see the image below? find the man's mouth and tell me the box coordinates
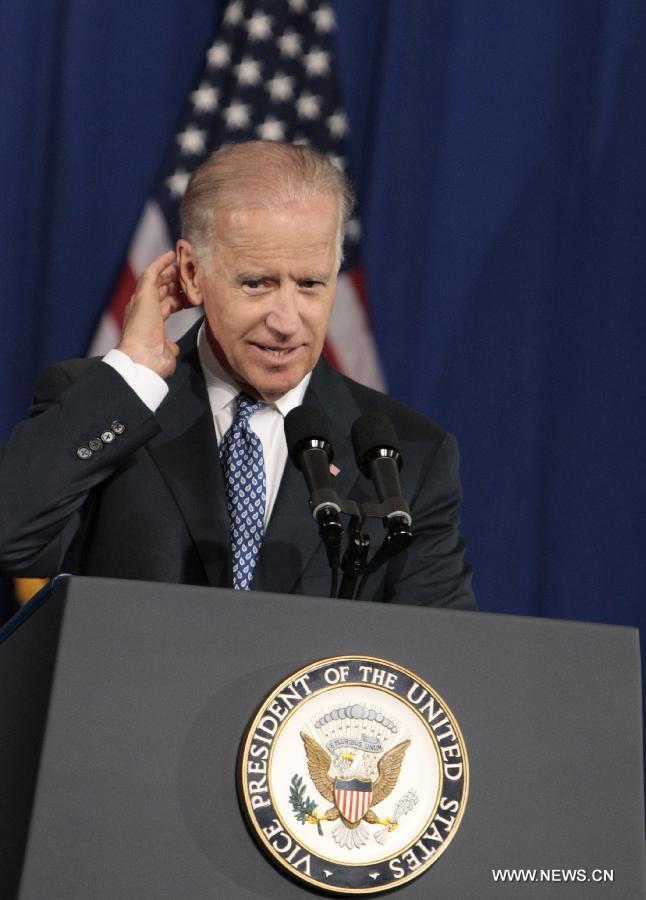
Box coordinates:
[252,344,299,359]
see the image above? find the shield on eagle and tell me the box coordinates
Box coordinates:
[334,777,374,824]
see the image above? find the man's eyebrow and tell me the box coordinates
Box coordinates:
[236,271,273,282]
[298,272,332,282]
[235,271,332,282]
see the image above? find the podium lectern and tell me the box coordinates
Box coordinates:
[1,576,644,898]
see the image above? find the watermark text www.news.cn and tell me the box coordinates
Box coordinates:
[491,869,614,884]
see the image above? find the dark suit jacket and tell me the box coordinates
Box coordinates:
[0,324,475,609]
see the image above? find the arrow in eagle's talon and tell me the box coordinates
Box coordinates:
[377,816,398,829]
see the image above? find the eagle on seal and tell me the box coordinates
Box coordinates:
[299,731,411,848]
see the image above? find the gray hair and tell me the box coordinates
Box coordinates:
[179,140,355,265]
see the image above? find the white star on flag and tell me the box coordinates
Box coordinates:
[288,0,308,12]
[176,126,207,155]
[345,219,362,241]
[296,92,321,119]
[265,72,294,102]
[256,117,286,141]
[312,4,336,32]
[303,48,330,76]
[328,153,346,171]
[223,0,244,26]
[327,110,348,138]
[165,170,190,198]
[207,41,230,68]
[246,11,273,41]
[223,100,251,129]
[235,56,262,85]
[278,30,301,57]
[189,83,219,113]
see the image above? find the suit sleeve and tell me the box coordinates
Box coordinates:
[0,361,161,575]
[383,432,476,610]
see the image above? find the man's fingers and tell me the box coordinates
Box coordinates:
[159,261,179,283]
[118,252,186,378]
[162,285,193,310]
[162,279,181,296]
[140,250,176,284]
[160,296,184,320]
[130,255,181,312]
[134,253,177,297]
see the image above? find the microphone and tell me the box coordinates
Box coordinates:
[284,406,341,522]
[284,406,343,586]
[351,412,412,526]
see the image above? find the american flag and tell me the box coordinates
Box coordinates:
[89,0,385,390]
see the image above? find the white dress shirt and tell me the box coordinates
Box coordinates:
[103,348,169,411]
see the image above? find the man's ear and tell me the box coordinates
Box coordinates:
[176,239,205,307]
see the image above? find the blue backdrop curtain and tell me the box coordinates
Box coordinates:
[1,2,645,650]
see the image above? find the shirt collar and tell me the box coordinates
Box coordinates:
[197,322,312,415]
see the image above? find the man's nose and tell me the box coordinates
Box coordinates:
[265,284,300,335]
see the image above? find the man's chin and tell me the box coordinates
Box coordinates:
[245,364,309,403]
[255,379,301,403]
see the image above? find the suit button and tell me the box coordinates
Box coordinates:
[111,420,126,435]
[101,430,115,444]
[89,438,103,451]
[77,446,92,460]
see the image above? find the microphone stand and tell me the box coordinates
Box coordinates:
[338,516,370,599]
[314,506,343,598]
[310,494,362,598]
[335,500,413,601]
[354,514,412,600]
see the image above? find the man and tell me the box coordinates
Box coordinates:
[0,141,475,608]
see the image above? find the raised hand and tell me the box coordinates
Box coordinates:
[117,250,188,378]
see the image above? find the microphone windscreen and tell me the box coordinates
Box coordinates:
[351,412,400,465]
[284,406,333,462]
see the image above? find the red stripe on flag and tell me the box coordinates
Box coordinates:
[347,265,369,311]
[322,337,342,372]
[108,262,137,329]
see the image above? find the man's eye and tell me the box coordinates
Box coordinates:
[243,280,264,290]
[300,280,323,290]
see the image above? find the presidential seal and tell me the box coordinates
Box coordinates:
[238,655,468,894]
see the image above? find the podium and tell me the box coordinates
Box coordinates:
[1,576,644,898]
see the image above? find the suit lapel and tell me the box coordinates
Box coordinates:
[252,358,362,595]
[146,323,232,587]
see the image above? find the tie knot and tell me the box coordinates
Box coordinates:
[234,393,264,423]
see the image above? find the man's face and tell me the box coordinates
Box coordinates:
[193,192,339,402]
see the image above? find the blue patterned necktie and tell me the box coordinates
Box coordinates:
[219,393,267,590]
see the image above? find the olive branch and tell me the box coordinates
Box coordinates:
[289,774,322,834]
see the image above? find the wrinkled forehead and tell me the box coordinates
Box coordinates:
[210,192,342,256]
[212,187,340,226]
